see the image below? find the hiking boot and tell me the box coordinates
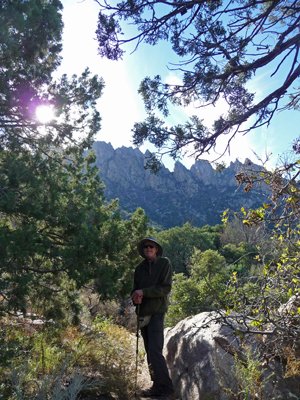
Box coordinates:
[141,385,162,397]
[160,391,175,400]
[141,386,175,399]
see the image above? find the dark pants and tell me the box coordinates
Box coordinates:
[141,313,174,393]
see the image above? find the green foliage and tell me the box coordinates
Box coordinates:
[0,0,63,87]
[222,230,300,352]
[198,224,223,249]
[165,272,205,327]
[90,316,142,397]
[190,248,226,280]
[2,362,92,400]
[220,346,274,399]
[108,207,154,299]
[156,222,221,274]
[0,318,138,400]
[0,0,152,321]
[221,242,255,272]
[166,249,228,326]
[0,124,130,319]
[219,155,300,353]
[158,222,265,326]
[155,221,267,328]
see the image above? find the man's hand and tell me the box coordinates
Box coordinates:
[131,289,143,304]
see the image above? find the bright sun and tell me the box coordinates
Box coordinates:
[35,105,55,124]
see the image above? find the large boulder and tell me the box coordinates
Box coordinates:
[163,312,300,399]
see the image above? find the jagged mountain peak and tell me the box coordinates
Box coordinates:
[91,141,266,228]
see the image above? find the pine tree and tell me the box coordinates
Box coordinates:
[0,0,132,321]
[96,0,300,171]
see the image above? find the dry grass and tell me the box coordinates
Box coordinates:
[282,346,300,379]
[80,289,137,333]
[0,314,151,400]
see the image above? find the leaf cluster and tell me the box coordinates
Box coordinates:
[95,0,300,171]
[166,248,229,326]
[156,222,222,274]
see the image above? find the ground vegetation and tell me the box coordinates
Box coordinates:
[0,316,142,400]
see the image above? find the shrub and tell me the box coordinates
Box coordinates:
[0,316,141,400]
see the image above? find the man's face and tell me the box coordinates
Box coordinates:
[143,240,158,260]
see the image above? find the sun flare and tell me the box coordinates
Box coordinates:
[35,105,55,124]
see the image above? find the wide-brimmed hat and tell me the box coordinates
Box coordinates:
[137,236,163,258]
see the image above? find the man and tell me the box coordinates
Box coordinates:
[131,236,175,399]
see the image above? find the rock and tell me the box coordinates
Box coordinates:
[190,160,215,185]
[89,141,268,229]
[163,312,300,400]
[278,294,300,317]
[262,295,300,359]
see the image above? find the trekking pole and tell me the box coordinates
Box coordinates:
[135,304,140,398]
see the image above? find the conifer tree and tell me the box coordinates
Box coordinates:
[96,0,300,171]
[0,0,134,321]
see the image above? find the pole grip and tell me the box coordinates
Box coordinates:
[135,303,140,397]
[137,304,140,334]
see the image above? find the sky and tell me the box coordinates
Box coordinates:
[56,0,300,172]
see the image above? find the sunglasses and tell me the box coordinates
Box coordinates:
[143,244,155,249]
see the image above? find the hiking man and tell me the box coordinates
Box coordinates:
[131,236,175,399]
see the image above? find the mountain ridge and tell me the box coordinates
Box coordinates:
[91,141,267,229]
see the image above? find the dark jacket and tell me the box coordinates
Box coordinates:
[132,256,173,316]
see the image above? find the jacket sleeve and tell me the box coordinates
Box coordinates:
[142,258,173,298]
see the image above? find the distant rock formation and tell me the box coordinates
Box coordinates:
[91,141,268,229]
